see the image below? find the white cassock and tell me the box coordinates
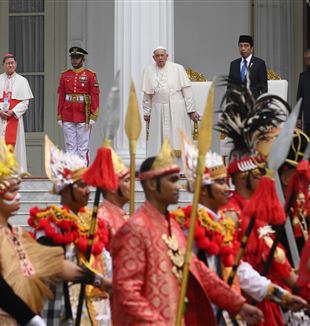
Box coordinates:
[142,61,195,157]
[0,73,33,172]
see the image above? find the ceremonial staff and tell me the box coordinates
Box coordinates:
[176,81,215,326]
[261,100,302,275]
[75,72,121,326]
[225,100,302,289]
[125,81,142,215]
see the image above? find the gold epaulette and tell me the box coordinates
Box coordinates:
[87,69,97,75]
[60,69,70,74]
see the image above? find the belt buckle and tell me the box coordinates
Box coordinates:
[72,95,77,102]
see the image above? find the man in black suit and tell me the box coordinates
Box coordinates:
[297,49,310,136]
[228,35,268,99]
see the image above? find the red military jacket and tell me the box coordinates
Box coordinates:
[57,67,99,123]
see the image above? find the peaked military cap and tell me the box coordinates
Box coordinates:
[69,46,88,56]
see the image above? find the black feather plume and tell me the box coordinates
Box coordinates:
[215,76,291,158]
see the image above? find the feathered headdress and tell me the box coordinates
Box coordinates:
[45,135,86,194]
[0,137,20,194]
[216,77,289,225]
[216,76,291,173]
[181,132,226,192]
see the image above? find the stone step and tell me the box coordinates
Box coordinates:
[14,178,193,228]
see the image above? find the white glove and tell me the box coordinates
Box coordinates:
[57,120,62,127]
[89,119,95,126]
[26,315,46,326]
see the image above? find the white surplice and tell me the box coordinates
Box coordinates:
[142,61,195,157]
[0,73,33,172]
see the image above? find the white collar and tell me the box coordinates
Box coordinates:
[241,54,252,64]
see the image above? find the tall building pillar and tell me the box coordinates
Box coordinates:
[114,0,174,165]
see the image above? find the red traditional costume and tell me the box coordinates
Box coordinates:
[28,136,109,325]
[96,146,130,249]
[110,139,246,325]
[223,188,293,326]
[97,200,129,249]
[280,129,310,255]
[296,236,310,302]
[173,137,291,324]
[217,76,296,325]
[111,201,246,326]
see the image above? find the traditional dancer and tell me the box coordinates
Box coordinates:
[110,139,263,325]
[28,136,110,325]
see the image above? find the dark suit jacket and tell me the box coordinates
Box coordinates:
[228,56,268,99]
[297,69,310,125]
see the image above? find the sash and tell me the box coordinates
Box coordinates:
[0,98,20,146]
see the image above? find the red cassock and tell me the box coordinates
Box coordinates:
[57,67,99,123]
[110,201,246,325]
[222,192,293,326]
[97,199,129,250]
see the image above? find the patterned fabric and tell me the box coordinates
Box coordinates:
[97,199,129,250]
[42,283,65,326]
[42,244,111,326]
[42,244,76,326]
[283,309,310,326]
[110,201,246,325]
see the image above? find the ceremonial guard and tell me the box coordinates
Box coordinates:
[57,47,100,165]
[28,136,110,325]
[110,139,264,325]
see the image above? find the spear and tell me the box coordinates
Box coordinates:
[125,81,142,215]
[75,71,121,326]
[225,99,302,288]
[261,100,302,275]
[176,80,215,326]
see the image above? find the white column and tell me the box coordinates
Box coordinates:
[67,0,87,66]
[114,0,174,165]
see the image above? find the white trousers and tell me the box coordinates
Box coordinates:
[63,122,90,166]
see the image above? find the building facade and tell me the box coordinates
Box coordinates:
[0,0,307,175]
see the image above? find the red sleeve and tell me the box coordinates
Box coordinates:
[193,256,246,316]
[57,74,65,120]
[110,223,165,324]
[89,72,100,120]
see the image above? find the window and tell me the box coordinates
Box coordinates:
[9,0,44,132]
